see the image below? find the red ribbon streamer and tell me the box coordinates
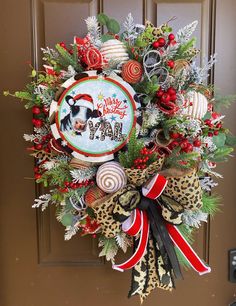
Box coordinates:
[112,209,149,272]
[166,223,211,275]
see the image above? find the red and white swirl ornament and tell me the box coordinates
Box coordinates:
[96,162,127,193]
[121,60,143,84]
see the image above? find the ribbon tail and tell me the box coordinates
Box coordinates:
[147,199,183,280]
[166,223,211,275]
[113,210,149,271]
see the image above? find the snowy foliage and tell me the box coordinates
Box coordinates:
[200,176,218,192]
[70,167,97,183]
[182,209,208,228]
[34,85,54,106]
[85,16,101,47]
[115,232,132,253]
[99,236,118,262]
[32,194,52,211]
[64,225,79,241]
[190,54,217,83]
[176,20,198,43]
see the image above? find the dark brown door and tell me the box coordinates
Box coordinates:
[1,0,236,305]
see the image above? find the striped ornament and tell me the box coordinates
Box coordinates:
[100,39,129,67]
[121,60,143,84]
[96,162,127,193]
[84,186,106,207]
[183,91,208,120]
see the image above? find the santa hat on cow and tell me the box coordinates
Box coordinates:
[73,94,94,111]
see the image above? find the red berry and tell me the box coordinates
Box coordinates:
[216,123,222,129]
[34,173,42,180]
[169,140,179,149]
[42,106,49,114]
[161,93,171,103]
[204,119,211,126]
[156,89,164,97]
[167,87,176,95]
[208,132,213,137]
[34,166,39,173]
[184,143,193,153]
[157,37,166,47]
[33,119,43,128]
[170,94,177,101]
[212,112,220,119]
[214,130,219,136]
[32,106,41,114]
[193,139,201,147]
[168,33,175,41]
[167,60,175,69]
[35,144,43,150]
[180,139,188,149]
[170,132,180,139]
[152,41,160,49]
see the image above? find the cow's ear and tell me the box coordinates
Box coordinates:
[65,95,74,106]
[90,109,102,118]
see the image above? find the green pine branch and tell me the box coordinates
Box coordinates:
[118,129,144,168]
[202,192,221,216]
[55,44,82,72]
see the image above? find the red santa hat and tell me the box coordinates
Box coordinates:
[73,94,94,111]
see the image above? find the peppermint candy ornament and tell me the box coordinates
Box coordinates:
[121,60,143,84]
[96,161,127,193]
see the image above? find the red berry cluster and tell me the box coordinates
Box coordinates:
[168,132,202,153]
[32,105,49,128]
[203,113,223,137]
[131,147,153,170]
[157,87,177,103]
[152,33,176,50]
[59,42,73,55]
[59,180,94,193]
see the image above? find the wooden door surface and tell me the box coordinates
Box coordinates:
[1,0,236,305]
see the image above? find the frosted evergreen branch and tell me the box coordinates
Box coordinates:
[182,210,208,228]
[115,232,132,253]
[123,13,135,38]
[70,167,97,183]
[85,16,102,47]
[176,20,198,43]
[32,194,52,211]
[200,176,218,192]
[64,225,79,241]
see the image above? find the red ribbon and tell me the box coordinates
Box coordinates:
[112,209,149,271]
[166,223,211,275]
[113,173,211,276]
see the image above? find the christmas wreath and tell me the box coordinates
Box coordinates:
[5,13,236,301]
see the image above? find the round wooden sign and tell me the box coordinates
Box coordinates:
[50,71,138,162]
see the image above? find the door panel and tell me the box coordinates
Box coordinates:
[1,0,236,305]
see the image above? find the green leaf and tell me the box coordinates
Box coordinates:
[202,111,212,121]
[97,13,109,25]
[225,133,236,147]
[61,213,74,226]
[31,69,37,77]
[101,34,114,42]
[106,18,120,34]
[212,133,226,148]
